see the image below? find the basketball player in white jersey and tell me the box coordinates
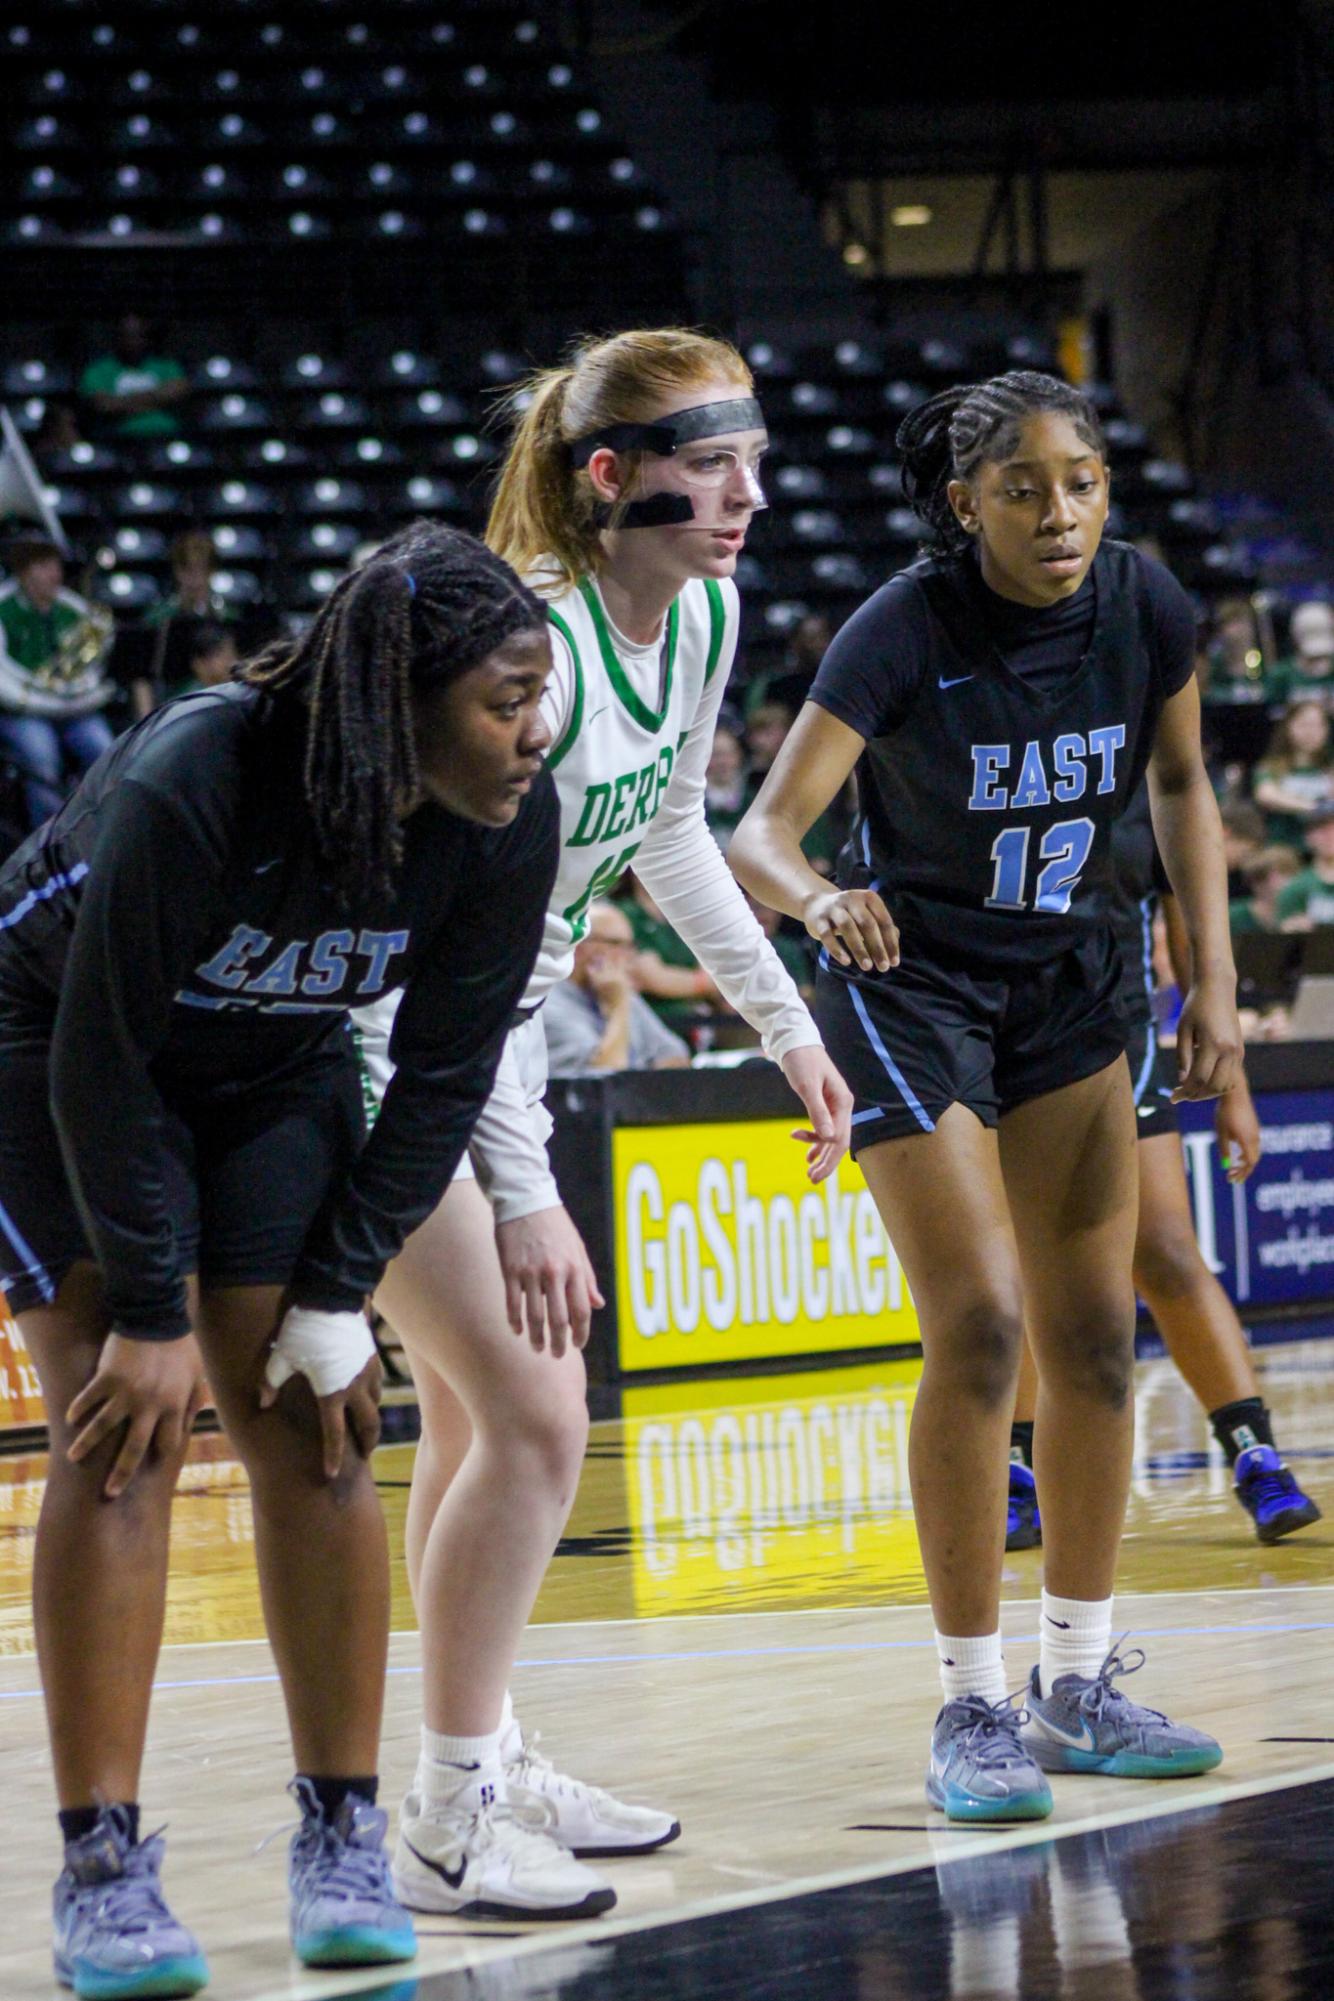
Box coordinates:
[357,330,853,1919]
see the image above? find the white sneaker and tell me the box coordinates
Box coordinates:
[502,1727,681,1858]
[392,1788,616,1920]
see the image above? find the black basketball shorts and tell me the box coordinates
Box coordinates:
[0,1018,365,1319]
[816,927,1131,1154]
[1126,1015,1179,1140]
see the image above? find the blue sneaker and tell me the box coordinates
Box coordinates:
[1233,1446,1322,1544]
[53,1808,208,1999]
[926,1695,1054,1823]
[288,1781,417,1968]
[1005,1461,1042,1551]
[1023,1647,1223,1778]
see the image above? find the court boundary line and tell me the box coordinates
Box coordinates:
[4,1580,1334,1667]
[5,1610,1334,1698]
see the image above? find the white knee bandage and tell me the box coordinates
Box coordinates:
[264,1306,376,1399]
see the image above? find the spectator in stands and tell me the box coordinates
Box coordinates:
[1251,698,1334,846]
[132,619,240,718]
[148,531,233,627]
[79,313,188,442]
[704,716,748,852]
[1273,599,1334,705]
[544,901,690,1076]
[742,698,794,802]
[746,612,834,711]
[1229,846,1303,935]
[1275,806,1334,930]
[0,536,115,830]
[1201,594,1276,706]
[1220,799,1267,900]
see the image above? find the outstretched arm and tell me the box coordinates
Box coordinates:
[730,703,899,976]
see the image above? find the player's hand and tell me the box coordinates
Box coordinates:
[258,1302,383,1479]
[495,1205,604,1358]
[1216,1076,1262,1183]
[1173,972,1244,1103]
[306,1355,383,1481]
[802,887,899,974]
[66,1330,207,1500]
[780,1045,854,1183]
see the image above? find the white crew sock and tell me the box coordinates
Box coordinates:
[419,1720,505,1808]
[935,1629,1008,1705]
[1038,1591,1112,1694]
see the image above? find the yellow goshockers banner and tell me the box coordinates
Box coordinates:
[0,1298,43,1431]
[612,1119,922,1372]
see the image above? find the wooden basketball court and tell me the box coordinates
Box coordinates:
[3,1334,1333,1999]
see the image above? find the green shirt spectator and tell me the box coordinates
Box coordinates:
[1251,698,1334,848]
[1276,870,1334,929]
[1275,810,1334,928]
[80,313,188,440]
[1229,846,1303,937]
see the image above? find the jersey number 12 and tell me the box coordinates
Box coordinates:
[985,817,1095,915]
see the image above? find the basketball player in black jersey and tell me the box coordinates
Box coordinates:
[0,524,558,1994]
[1008,782,1320,1548]
[732,372,1242,1822]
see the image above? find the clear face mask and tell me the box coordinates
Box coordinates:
[665,437,769,511]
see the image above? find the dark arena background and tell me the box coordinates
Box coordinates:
[3,4,1334,1998]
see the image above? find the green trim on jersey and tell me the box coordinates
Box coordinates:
[544,608,584,772]
[702,577,727,686]
[578,576,679,734]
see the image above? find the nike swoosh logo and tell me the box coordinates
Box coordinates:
[585,704,609,724]
[938,674,974,690]
[1032,1714,1096,1751]
[1046,1617,1071,1629]
[254,858,282,874]
[404,1836,467,1890]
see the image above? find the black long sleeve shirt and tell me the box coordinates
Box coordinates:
[0,683,559,1338]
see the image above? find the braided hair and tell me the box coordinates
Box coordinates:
[242,520,547,900]
[897,371,1107,554]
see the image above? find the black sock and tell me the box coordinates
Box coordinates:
[300,1776,379,1819]
[60,1803,139,1847]
[1010,1421,1035,1469]
[1210,1397,1275,1466]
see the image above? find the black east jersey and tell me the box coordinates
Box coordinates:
[810,540,1195,967]
[809,541,1195,1143]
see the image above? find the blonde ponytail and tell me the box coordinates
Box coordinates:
[486,327,753,592]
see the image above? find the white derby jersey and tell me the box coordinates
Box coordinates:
[527,567,735,1003]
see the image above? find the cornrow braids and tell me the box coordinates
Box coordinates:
[242,520,547,901]
[897,371,1107,553]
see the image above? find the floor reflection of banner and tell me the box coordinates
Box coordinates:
[622,1360,927,1617]
[0,1298,43,1432]
[612,1120,922,1373]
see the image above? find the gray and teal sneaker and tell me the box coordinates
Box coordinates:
[287,1780,416,1968]
[926,1694,1054,1822]
[1023,1646,1223,1778]
[54,1807,208,1999]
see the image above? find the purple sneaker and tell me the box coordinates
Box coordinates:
[54,1807,208,1999]
[1233,1446,1322,1544]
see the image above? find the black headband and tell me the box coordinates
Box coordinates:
[568,396,766,468]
